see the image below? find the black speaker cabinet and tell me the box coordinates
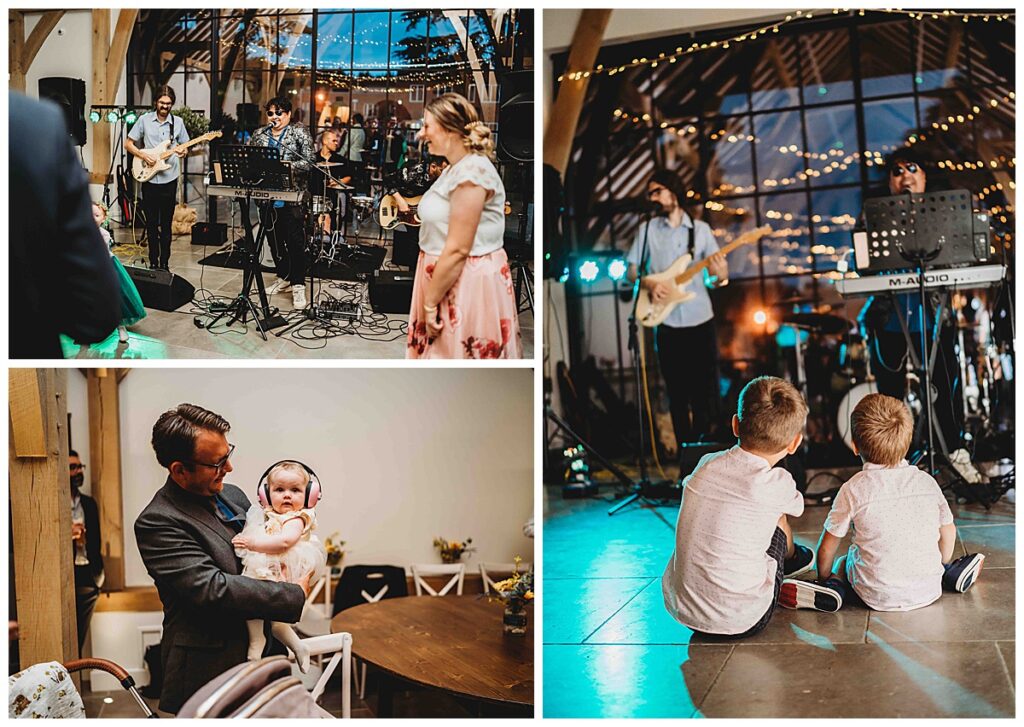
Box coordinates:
[496,70,533,162]
[39,77,87,146]
[191,222,227,246]
[368,270,414,314]
[391,228,419,269]
[125,266,196,312]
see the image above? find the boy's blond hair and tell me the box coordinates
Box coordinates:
[267,460,310,488]
[736,376,808,452]
[850,393,913,467]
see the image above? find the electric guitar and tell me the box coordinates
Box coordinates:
[635,224,772,327]
[378,193,424,229]
[132,130,222,183]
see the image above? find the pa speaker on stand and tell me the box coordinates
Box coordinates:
[39,77,87,147]
[496,70,533,163]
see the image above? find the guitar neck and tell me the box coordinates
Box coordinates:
[162,134,215,160]
[672,236,749,285]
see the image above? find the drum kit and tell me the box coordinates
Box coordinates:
[774,299,875,455]
[309,161,374,265]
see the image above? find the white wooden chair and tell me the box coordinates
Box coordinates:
[296,572,334,638]
[411,563,465,597]
[479,562,532,595]
[303,632,353,717]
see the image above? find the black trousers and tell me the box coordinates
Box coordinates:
[259,203,308,285]
[75,585,100,651]
[656,320,721,445]
[869,326,964,452]
[141,180,177,268]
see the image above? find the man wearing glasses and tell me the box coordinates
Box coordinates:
[626,169,730,449]
[135,403,312,715]
[126,85,189,272]
[69,450,104,651]
[858,148,975,481]
[249,97,314,309]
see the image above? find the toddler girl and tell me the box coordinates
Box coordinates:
[92,202,146,344]
[231,461,326,673]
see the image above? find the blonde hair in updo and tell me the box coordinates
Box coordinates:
[425,92,495,160]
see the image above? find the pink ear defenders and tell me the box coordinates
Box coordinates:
[256,460,322,509]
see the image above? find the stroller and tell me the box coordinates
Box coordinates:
[9,633,352,719]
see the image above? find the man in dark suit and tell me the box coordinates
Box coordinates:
[70,450,104,651]
[9,91,121,358]
[134,403,310,714]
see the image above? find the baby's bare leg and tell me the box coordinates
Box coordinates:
[270,621,311,674]
[246,619,267,661]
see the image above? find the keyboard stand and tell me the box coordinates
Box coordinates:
[207,187,287,339]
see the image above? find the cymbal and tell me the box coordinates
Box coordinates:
[782,312,851,335]
[773,295,815,308]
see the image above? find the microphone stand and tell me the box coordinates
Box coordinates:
[609,204,676,516]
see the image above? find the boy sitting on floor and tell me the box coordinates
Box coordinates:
[662,376,815,639]
[780,393,984,613]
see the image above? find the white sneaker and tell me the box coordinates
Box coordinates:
[267,278,292,295]
[292,286,307,309]
[949,448,987,484]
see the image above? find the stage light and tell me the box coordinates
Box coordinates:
[106,109,120,123]
[753,310,767,325]
[607,259,627,281]
[89,109,101,124]
[578,260,600,283]
[558,267,570,284]
[124,110,138,125]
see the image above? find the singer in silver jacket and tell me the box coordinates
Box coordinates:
[247,96,315,308]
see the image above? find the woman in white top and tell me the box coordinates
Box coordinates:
[403,93,522,359]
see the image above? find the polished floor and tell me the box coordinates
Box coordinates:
[61,225,534,360]
[543,470,1015,718]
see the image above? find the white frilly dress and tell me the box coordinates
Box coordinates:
[236,505,326,584]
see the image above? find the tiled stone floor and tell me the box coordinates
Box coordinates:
[543,471,1015,718]
[61,225,534,360]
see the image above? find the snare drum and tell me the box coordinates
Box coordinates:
[312,195,333,216]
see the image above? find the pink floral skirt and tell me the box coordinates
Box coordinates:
[406,249,524,359]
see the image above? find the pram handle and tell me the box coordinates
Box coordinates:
[63,658,159,718]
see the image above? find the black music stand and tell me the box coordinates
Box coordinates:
[206,145,288,339]
[863,191,983,482]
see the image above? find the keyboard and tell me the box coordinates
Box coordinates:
[835,264,1006,298]
[208,185,305,204]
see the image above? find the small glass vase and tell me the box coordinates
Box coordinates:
[503,598,528,635]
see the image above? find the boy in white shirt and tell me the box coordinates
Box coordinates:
[662,376,815,638]
[780,393,984,612]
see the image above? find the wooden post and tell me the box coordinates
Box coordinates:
[9,11,26,92]
[89,9,139,184]
[542,10,612,176]
[87,369,126,592]
[9,369,79,670]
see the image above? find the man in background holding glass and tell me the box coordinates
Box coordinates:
[70,450,104,651]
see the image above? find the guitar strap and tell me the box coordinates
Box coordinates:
[687,223,695,259]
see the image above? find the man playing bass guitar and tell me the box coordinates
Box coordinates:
[627,169,729,447]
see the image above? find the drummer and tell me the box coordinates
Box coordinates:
[311,127,353,233]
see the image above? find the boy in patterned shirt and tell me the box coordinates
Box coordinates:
[662,376,815,638]
[781,393,984,612]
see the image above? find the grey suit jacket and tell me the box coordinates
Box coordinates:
[134,479,305,714]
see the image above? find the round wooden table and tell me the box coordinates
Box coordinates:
[330,595,533,716]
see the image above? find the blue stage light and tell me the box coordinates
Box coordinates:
[106,109,120,123]
[89,109,101,124]
[558,267,570,284]
[607,259,627,281]
[578,260,600,283]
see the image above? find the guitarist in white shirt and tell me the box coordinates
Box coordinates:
[626,170,729,448]
[125,85,189,272]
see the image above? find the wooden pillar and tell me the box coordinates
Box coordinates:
[542,10,612,176]
[89,9,139,184]
[9,369,79,668]
[9,10,66,93]
[87,369,125,592]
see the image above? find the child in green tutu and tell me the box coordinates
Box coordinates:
[93,202,146,344]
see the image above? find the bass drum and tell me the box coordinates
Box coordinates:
[836,381,878,453]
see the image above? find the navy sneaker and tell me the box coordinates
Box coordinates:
[783,544,815,578]
[779,579,843,612]
[943,553,985,593]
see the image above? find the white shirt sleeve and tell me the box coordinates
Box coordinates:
[445,155,500,199]
[824,484,854,537]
